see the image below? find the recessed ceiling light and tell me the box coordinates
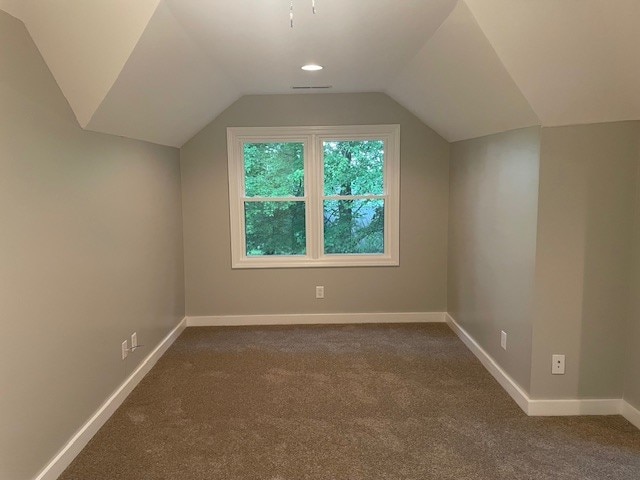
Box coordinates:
[301,64,323,71]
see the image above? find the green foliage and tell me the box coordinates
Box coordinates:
[324,200,384,254]
[244,143,304,197]
[242,140,385,256]
[323,140,384,196]
[244,143,306,256]
[323,141,385,254]
[245,202,306,255]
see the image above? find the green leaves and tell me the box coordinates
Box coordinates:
[323,140,385,254]
[244,143,306,256]
[324,200,384,254]
[245,201,306,256]
[242,139,386,257]
[323,140,384,196]
[244,143,304,197]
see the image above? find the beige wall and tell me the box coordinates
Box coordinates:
[624,125,640,409]
[531,123,638,399]
[3,12,640,480]
[0,13,184,480]
[448,127,541,391]
[448,123,640,403]
[180,93,449,316]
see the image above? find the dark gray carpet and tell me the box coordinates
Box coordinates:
[59,324,640,479]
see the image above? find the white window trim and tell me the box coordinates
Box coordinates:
[227,125,400,269]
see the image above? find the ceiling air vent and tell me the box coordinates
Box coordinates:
[291,85,333,90]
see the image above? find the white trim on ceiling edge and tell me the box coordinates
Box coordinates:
[445,313,640,429]
[33,318,187,480]
[186,311,446,327]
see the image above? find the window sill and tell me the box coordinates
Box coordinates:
[231,255,399,269]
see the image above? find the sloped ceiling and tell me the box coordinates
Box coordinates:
[4,0,161,128]
[1,0,638,147]
[465,0,640,127]
[86,1,240,147]
[387,1,539,142]
[0,0,22,20]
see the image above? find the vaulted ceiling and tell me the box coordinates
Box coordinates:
[2,0,639,147]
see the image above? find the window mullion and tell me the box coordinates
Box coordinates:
[319,134,330,259]
[308,134,321,260]
[304,136,315,260]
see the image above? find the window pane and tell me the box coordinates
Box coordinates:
[323,140,384,196]
[324,199,384,254]
[244,143,304,197]
[245,201,306,256]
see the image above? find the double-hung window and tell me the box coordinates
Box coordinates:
[227,125,400,268]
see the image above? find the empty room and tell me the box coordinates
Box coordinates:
[2,1,640,479]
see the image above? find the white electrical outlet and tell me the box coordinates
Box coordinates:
[131,332,138,351]
[121,340,129,360]
[552,354,565,375]
[500,331,507,350]
[316,285,325,299]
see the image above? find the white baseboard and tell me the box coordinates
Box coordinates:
[528,398,621,416]
[445,313,632,421]
[34,317,187,480]
[445,313,531,414]
[30,310,639,480]
[187,311,445,327]
[622,400,640,430]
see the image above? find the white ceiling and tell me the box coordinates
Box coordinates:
[465,0,640,127]
[0,0,23,20]
[6,0,161,127]
[2,0,639,147]
[86,1,240,147]
[387,1,539,142]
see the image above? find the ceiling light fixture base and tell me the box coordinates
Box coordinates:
[290,0,317,28]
